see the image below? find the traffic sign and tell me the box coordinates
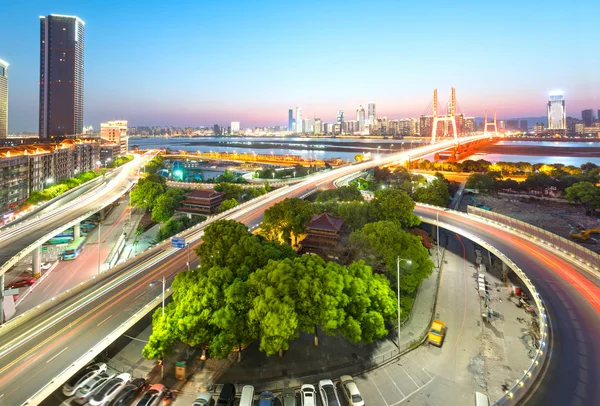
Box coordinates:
[171,237,186,249]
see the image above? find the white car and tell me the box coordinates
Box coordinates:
[300,384,317,406]
[62,363,107,396]
[318,379,341,406]
[89,372,130,405]
[339,375,365,406]
[41,262,52,270]
[74,370,116,404]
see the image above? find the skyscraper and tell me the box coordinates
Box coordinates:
[356,105,365,132]
[582,109,594,127]
[288,109,293,132]
[295,107,303,133]
[231,121,240,133]
[547,92,566,130]
[39,14,85,138]
[0,59,8,138]
[368,102,376,124]
[336,110,344,133]
[519,120,528,132]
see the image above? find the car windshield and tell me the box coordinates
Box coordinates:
[430,328,441,336]
[352,393,363,402]
[323,386,338,405]
[95,380,120,398]
[67,370,94,387]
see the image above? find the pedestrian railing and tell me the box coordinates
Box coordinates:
[467,206,600,273]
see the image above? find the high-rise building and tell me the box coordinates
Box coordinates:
[0,59,8,138]
[288,109,293,132]
[506,119,519,131]
[231,121,240,133]
[336,110,344,133]
[582,109,594,127]
[314,118,322,135]
[295,107,303,133]
[39,15,85,138]
[356,105,365,132]
[213,124,221,136]
[519,120,528,132]
[100,120,128,156]
[547,93,566,130]
[303,118,312,134]
[464,117,476,134]
[368,102,376,125]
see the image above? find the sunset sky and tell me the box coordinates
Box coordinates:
[1,0,599,132]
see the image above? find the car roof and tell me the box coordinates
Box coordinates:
[319,379,334,386]
[342,379,360,395]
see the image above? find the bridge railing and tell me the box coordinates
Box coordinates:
[467,206,600,273]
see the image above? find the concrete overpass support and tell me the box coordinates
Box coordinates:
[100,208,106,221]
[32,246,41,278]
[74,222,81,240]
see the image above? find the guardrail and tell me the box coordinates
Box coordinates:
[22,290,172,405]
[418,209,549,406]
[467,206,600,272]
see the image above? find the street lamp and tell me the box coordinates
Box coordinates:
[397,257,413,350]
[186,242,191,271]
[150,276,166,379]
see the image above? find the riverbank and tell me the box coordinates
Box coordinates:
[477,144,600,157]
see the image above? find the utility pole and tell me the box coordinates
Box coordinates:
[397,257,401,350]
[436,212,440,269]
[187,243,191,271]
[97,221,102,275]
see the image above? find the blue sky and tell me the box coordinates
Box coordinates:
[1,0,599,132]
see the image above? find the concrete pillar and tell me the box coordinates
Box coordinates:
[32,246,42,278]
[0,273,5,324]
[502,262,509,287]
[74,222,81,240]
[99,208,106,221]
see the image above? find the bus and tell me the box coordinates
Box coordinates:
[62,237,87,260]
[45,236,73,245]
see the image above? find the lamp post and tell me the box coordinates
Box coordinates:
[97,221,102,275]
[150,276,166,379]
[397,257,412,351]
[186,242,191,271]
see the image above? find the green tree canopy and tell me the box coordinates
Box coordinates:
[370,188,420,227]
[565,181,600,215]
[151,188,186,222]
[465,173,496,192]
[218,198,239,213]
[261,198,315,245]
[315,185,363,203]
[412,174,451,207]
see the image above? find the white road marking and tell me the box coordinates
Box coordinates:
[46,346,68,363]
[391,376,435,405]
[134,292,146,300]
[384,368,406,398]
[97,315,113,326]
[422,367,432,379]
[399,364,420,388]
[367,374,389,406]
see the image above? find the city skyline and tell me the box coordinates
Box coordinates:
[1,0,599,132]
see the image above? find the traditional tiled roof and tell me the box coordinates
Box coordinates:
[186,189,224,199]
[306,210,344,232]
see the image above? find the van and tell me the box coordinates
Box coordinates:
[216,383,236,406]
[238,385,255,406]
[474,391,490,406]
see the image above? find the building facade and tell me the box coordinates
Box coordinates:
[288,109,293,132]
[295,107,303,133]
[547,93,566,130]
[177,190,225,215]
[39,14,85,138]
[0,59,8,138]
[356,105,365,133]
[100,120,128,156]
[368,102,376,125]
[231,121,240,133]
[582,109,594,127]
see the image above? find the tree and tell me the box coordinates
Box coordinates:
[523,172,553,195]
[218,198,238,213]
[412,174,450,207]
[565,182,600,215]
[333,201,371,232]
[347,221,434,299]
[370,188,420,227]
[131,181,165,210]
[465,173,496,192]
[315,185,363,203]
[261,198,315,245]
[151,188,185,222]
[145,155,164,174]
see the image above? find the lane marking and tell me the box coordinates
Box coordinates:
[97,315,113,327]
[392,376,435,405]
[367,374,389,406]
[46,347,68,364]
[399,364,420,389]
[384,368,405,398]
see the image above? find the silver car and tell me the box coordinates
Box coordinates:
[74,370,116,404]
[62,363,107,397]
[281,388,297,406]
[318,379,341,406]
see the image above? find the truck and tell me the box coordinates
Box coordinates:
[428,319,447,347]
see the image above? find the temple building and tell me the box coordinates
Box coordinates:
[299,211,344,258]
[176,189,225,216]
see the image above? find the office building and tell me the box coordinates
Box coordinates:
[582,109,594,127]
[356,105,365,132]
[314,118,322,135]
[100,120,128,156]
[519,120,528,132]
[303,118,312,134]
[336,110,344,133]
[464,117,475,134]
[368,102,376,125]
[213,124,221,136]
[0,59,8,138]
[506,119,519,131]
[39,15,85,138]
[547,93,566,130]
[534,122,545,134]
[231,121,240,133]
[295,107,303,133]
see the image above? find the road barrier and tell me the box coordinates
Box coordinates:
[467,206,600,274]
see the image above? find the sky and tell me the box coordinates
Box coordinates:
[1,0,599,132]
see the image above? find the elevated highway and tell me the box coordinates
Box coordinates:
[2,134,597,405]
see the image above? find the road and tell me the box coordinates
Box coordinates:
[3,134,596,405]
[0,154,150,278]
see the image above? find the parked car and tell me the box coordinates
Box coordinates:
[216,383,236,406]
[192,391,214,406]
[300,384,317,406]
[427,319,447,347]
[89,372,131,406]
[74,371,116,404]
[6,275,36,288]
[238,386,254,406]
[135,383,166,406]
[258,391,275,406]
[339,375,365,406]
[318,379,341,406]
[63,363,107,397]
[109,378,146,406]
[41,262,52,270]
[280,388,297,406]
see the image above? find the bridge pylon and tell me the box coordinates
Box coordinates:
[483,109,498,138]
[431,88,459,145]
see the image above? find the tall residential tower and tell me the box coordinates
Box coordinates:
[39,14,85,138]
[368,102,376,125]
[547,92,566,130]
[0,59,7,138]
[295,107,303,133]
